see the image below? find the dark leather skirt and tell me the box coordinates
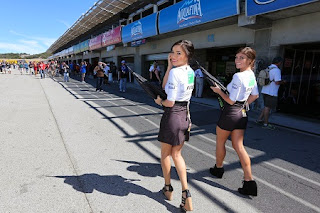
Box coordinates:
[158,102,189,146]
[217,102,248,131]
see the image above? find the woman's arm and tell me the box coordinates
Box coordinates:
[247,94,259,105]
[154,95,175,108]
[210,85,235,105]
[162,54,173,89]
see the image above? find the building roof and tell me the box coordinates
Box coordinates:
[47,0,139,53]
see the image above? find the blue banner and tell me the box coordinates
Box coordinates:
[122,13,158,43]
[159,0,239,34]
[247,0,319,16]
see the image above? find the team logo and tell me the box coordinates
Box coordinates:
[177,0,203,25]
[232,83,239,90]
[253,0,276,5]
[131,21,143,38]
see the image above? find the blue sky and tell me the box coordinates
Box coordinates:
[0,0,96,54]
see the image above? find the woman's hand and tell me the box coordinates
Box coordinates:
[210,83,221,94]
[154,95,162,106]
[167,54,173,70]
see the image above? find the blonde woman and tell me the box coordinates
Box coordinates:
[209,47,259,196]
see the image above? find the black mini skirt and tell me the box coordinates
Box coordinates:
[158,102,190,146]
[217,102,248,131]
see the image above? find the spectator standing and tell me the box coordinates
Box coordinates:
[69,62,74,76]
[194,67,204,98]
[62,62,70,82]
[80,61,87,82]
[40,62,46,79]
[149,61,161,85]
[7,63,11,74]
[19,62,23,74]
[110,62,117,83]
[33,62,38,75]
[104,63,113,83]
[256,57,285,130]
[94,62,106,91]
[119,60,129,92]
[48,61,56,78]
[24,62,29,74]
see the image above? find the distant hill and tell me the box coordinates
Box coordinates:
[0,52,51,59]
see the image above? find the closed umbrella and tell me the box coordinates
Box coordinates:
[195,61,228,109]
[127,66,167,100]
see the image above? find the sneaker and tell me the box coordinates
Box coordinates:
[262,123,276,130]
[255,119,263,124]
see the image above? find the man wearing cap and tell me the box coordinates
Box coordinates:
[256,57,285,130]
[119,60,129,92]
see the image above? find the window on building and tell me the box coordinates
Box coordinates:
[133,13,141,22]
[142,7,153,17]
[158,0,173,11]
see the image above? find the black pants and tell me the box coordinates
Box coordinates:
[96,77,104,90]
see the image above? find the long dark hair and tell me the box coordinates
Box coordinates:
[171,40,195,62]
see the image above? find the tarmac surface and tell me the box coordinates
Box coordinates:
[1,69,319,213]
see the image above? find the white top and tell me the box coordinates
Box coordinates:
[227,70,259,102]
[149,65,160,72]
[165,65,194,102]
[194,68,204,78]
[104,65,110,75]
[261,64,282,97]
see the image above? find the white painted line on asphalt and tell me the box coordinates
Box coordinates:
[197,134,320,188]
[87,101,137,137]
[80,98,125,101]
[184,142,320,212]
[122,99,160,114]
[252,176,320,212]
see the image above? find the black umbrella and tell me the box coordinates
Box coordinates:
[195,61,228,109]
[127,66,167,100]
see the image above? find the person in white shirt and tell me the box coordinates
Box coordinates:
[210,47,259,196]
[154,40,194,212]
[149,61,161,85]
[256,57,285,129]
[104,63,113,82]
[194,68,204,98]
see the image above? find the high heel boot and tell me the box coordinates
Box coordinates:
[180,189,193,212]
[238,180,257,196]
[162,184,173,201]
[209,164,224,178]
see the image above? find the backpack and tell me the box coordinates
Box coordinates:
[257,67,274,86]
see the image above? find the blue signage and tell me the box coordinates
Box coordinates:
[247,0,319,16]
[122,13,157,43]
[159,0,239,34]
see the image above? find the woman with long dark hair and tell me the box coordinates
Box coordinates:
[154,40,195,211]
[209,47,259,196]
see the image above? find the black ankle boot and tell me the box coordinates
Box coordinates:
[238,180,257,196]
[209,164,224,178]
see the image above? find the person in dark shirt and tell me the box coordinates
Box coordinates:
[119,60,129,92]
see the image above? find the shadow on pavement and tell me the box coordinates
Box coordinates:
[115,160,250,212]
[53,173,179,212]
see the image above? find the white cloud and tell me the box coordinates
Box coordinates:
[0,42,44,54]
[0,30,58,54]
